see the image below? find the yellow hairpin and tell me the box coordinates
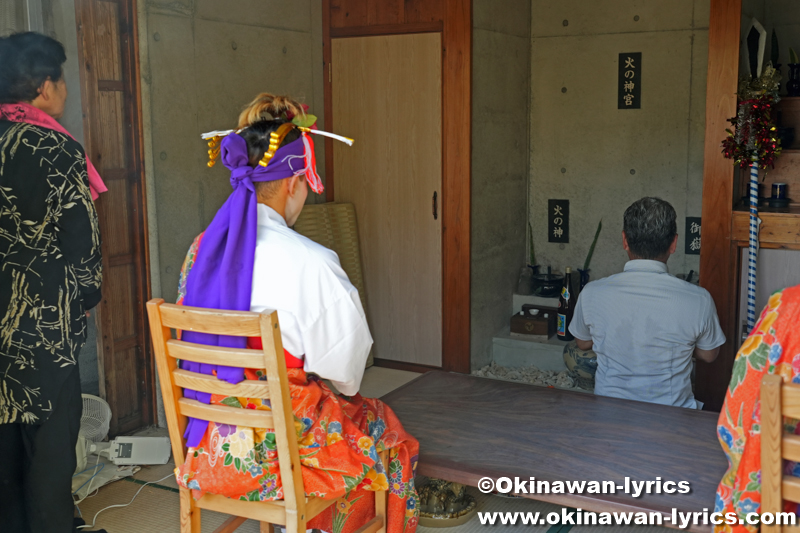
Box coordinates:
[207,136,222,167]
[258,123,297,167]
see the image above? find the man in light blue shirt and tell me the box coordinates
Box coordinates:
[568,197,725,409]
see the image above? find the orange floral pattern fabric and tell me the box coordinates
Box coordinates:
[715,285,800,533]
[176,369,420,533]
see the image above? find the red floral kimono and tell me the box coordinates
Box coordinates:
[715,285,800,533]
[175,235,420,533]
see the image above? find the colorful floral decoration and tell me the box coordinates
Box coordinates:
[715,286,800,533]
[722,65,783,169]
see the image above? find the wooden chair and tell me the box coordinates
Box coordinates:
[759,374,800,533]
[146,299,388,533]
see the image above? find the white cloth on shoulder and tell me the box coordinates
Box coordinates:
[250,204,372,395]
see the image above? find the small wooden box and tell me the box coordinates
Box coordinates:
[510,304,557,338]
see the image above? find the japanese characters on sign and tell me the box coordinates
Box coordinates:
[618,52,642,109]
[685,217,701,255]
[548,199,570,244]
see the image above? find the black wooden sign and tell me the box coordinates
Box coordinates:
[618,52,642,109]
[685,217,701,255]
[548,199,569,243]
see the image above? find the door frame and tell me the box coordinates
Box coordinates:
[322,0,472,374]
[75,0,155,433]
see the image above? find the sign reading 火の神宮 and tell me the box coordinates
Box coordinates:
[685,217,701,255]
[548,199,569,243]
[618,52,642,109]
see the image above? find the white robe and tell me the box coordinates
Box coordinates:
[249,204,372,395]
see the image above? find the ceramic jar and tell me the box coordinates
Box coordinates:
[562,341,597,391]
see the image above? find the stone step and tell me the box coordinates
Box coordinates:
[491,326,569,371]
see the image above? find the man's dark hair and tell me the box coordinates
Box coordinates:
[623,197,678,260]
[0,32,66,104]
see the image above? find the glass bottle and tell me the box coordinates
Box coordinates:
[557,267,577,341]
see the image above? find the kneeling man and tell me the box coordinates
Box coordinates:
[569,197,725,409]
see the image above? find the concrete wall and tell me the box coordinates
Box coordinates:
[471,0,531,369]
[139,0,325,302]
[0,0,26,35]
[529,0,709,282]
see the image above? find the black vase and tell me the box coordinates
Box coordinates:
[788,64,800,97]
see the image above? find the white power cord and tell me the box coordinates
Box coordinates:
[77,473,174,530]
[73,453,102,505]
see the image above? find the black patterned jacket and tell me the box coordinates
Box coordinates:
[0,120,102,424]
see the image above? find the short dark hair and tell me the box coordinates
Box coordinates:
[623,197,677,259]
[0,32,66,104]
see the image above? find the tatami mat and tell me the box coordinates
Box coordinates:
[361,366,420,398]
[75,481,675,533]
[324,366,420,398]
[75,474,262,532]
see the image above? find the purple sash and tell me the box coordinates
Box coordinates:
[181,131,320,447]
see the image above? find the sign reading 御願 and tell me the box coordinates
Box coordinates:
[618,53,642,109]
[548,199,569,244]
[685,217,701,255]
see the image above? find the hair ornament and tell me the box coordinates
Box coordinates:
[297,126,354,146]
[259,123,296,167]
[199,126,354,169]
[202,131,230,168]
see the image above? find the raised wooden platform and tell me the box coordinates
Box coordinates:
[382,371,727,532]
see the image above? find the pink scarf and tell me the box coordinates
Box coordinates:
[0,102,107,200]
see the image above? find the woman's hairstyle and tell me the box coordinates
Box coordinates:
[623,197,678,260]
[237,93,306,201]
[0,32,66,104]
[237,93,306,129]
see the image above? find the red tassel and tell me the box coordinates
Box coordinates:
[301,133,324,194]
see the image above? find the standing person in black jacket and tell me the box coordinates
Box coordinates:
[0,32,104,533]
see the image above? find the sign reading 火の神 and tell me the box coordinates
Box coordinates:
[618,52,642,109]
[685,217,701,255]
[548,199,569,243]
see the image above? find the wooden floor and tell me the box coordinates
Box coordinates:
[382,372,727,532]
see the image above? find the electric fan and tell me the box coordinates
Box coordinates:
[75,394,112,474]
[75,394,171,470]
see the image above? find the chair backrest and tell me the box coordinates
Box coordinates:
[146,299,306,516]
[293,202,373,367]
[759,374,800,533]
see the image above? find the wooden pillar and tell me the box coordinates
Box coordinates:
[441,0,471,373]
[696,0,742,410]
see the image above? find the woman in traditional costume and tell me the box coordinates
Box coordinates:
[0,32,105,533]
[175,93,420,533]
[714,285,800,533]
